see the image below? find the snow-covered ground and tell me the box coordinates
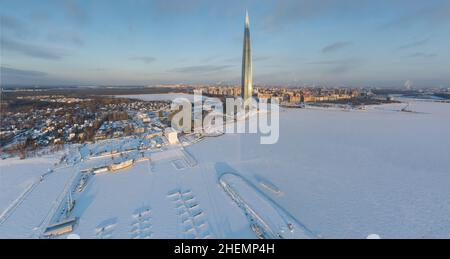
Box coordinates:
[1,98,449,239]
[0,154,61,217]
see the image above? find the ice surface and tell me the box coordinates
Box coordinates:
[0,154,61,216]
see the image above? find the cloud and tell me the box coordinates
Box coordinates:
[382,1,450,29]
[327,65,354,74]
[1,37,66,60]
[29,10,51,23]
[264,1,450,33]
[47,31,84,46]
[404,80,413,89]
[152,0,205,13]
[171,65,233,73]
[1,66,49,85]
[0,15,33,39]
[306,59,358,65]
[307,58,363,74]
[407,52,437,58]
[223,55,271,63]
[223,56,241,63]
[253,56,271,62]
[90,67,107,72]
[200,55,222,63]
[322,41,352,53]
[129,56,157,64]
[63,0,90,25]
[397,38,430,50]
[1,15,24,32]
[263,0,367,31]
[1,66,48,78]
[150,0,245,19]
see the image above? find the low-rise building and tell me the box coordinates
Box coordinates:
[164,127,179,145]
[92,166,109,174]
[109,159,134,171]
[43,218,78,237]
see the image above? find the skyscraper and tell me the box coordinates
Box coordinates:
[241,10,252,103]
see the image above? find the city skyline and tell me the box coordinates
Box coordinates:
[1,0,450,88]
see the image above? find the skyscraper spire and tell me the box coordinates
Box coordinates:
[241,10,253,104]
[245,9,249,27]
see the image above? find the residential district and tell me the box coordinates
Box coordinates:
[1,85,449,159]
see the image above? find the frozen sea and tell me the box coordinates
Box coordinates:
[1,98,449,238]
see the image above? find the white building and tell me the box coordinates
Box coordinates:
[164,127,179,145]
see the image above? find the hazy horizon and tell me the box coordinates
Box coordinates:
[0,83,448,90]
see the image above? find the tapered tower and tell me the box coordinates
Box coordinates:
[241,10,252,103]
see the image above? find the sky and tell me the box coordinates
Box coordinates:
[1,0,450,88]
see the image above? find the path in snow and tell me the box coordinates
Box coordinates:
[219,173,316,239]
[167,189,213,239]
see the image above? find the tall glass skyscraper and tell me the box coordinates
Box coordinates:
[241,11,252,103]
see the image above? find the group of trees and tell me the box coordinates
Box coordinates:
[1,95,154,158]
[106,111,129,121]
